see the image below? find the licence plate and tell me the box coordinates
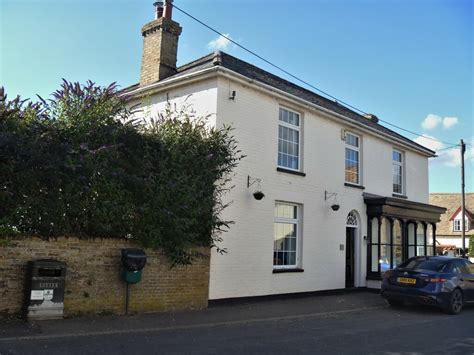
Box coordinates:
[397,277,416,285]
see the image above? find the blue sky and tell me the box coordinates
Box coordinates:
[1,0,472,192]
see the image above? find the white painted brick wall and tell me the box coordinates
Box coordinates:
[133,73,431,300]
[129,78,218,127]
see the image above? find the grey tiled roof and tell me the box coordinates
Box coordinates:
[121,51,435,156]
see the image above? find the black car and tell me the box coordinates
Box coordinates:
[381,256,474,314]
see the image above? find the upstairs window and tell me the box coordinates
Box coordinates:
[345,133,360,184]
[453,218,469,231]
[278,108,300,171]
[392,149,404,194]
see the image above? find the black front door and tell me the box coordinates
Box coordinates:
[345,227,355,288]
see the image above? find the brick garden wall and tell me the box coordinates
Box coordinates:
[0,236,210,317]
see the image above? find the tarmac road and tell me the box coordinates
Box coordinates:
[1,291,473,354]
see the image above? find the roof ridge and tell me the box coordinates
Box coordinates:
[216,51,435,155]
[176,51,219,73]
[121,50,437,155]
[430,193,474,195]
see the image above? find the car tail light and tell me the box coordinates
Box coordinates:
[423,277,447,283]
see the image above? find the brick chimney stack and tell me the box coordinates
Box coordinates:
[140,1,182,86]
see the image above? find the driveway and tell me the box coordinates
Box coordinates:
[1,291,473,354]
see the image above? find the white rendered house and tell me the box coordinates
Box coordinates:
[123,2,446,299]
[429,193,473,251]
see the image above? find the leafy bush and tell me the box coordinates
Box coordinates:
[0,81,243,265]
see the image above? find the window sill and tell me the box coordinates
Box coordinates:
[273,268,304,274]
[392,194,408,199]
[344,183,365,190]
[276,167,306,177]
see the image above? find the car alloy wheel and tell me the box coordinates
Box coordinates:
[445,289,463,315]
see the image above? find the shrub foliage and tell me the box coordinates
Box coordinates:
[0,81,242,265]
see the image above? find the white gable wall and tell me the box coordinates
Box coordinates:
[129,78,218,127]
[209,75,430,299]
[129,72,431,300]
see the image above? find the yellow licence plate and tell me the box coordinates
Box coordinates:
[397,277,416,284]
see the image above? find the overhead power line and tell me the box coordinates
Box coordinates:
[436,144,461,152]
[170,2,460,148]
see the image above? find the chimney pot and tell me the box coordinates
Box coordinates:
[364,113,379,123]
[163,0,173,19]
[153,1,164,19]
[140,1,182,86]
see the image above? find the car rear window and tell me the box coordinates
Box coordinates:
[398,259,448,272]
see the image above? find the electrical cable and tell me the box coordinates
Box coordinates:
[170,1,461,147]
[436,144,461,152]
[374,120,461,146]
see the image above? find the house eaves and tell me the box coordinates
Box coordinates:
[120,51,436,157]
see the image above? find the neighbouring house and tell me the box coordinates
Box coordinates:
[429,193,473,252]
[122,2,446,298]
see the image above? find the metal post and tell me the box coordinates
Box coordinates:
[125,283,130,315]
[460,139,466,258]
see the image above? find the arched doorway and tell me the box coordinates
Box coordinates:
[346,211,359,288]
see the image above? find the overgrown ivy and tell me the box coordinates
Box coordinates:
[0,81,243,265]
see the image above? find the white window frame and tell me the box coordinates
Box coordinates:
[345,132,361,185]
[277,107,301,172]
[453,218,469,232]
[273,202,302,269]
[392,149,404,195]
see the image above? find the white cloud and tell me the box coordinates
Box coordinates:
[422,136,474,168]
[207,33,233,50]
[414,135,474,169]
[442,116,458,129]
[444,139,474,167]
[421,113,460,130]
[442,148,461,167]
[421,114,442,130]
[414,134,444,152]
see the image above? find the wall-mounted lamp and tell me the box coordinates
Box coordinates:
[324,190,340,211]
[229,90,236,100]
[248,175,265,200]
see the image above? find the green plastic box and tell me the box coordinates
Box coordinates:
[122,269,143,284]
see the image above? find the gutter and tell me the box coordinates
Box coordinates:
[121,67,219,98]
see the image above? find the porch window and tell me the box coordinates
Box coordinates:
[380,218,391,274]
[393,220,403,268]
[365,194,444,280]
[427,224,434,256]
[370,217,379,273]
[408,223,416,258]
[368,219,437,278]
[416,222,426,256]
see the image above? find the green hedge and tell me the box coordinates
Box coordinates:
[0,81,243,265]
